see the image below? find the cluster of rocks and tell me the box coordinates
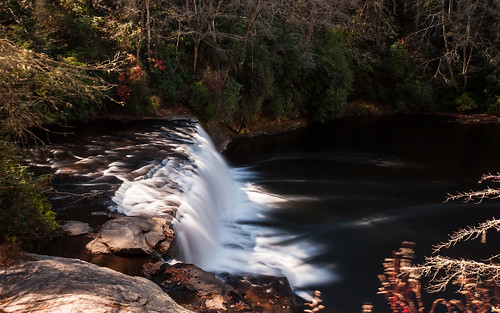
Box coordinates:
[145,262,300,313]
[49,216,304,313]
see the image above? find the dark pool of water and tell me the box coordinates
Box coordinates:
[223,114,500,313]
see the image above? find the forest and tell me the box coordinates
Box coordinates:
[1,0,499,138]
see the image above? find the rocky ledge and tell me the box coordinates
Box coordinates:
[0,254,194,313]
[56,217,303,313]
[43,216,304,313]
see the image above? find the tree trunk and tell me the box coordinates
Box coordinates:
[146,0,151,55]
[137,3,144,60]
[193,37,200,72]
[441,10,460,93]
[302,1,317,53]
[243,0,261,43]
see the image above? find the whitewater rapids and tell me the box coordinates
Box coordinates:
[109,123,334,288]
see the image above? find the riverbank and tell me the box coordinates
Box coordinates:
[416,111,500,124]
[83,100,500,154]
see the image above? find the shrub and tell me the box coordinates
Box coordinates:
[304,29,353,122]
[117,65,152,113]
[149,95,161,112]
[149,45,188,107]
[266,89,293,121]
[189,81,217,120]
[383,41,434,111]
[485,80,500,115]
[223,76,242,124]
[322,87,349,118]
[237,39,276,125]
[487,98,500,115]
[455,92,477,112]
[0,237,27,267]
[393,78,434,112]
[388,41,412,80]
[0,143,59,246]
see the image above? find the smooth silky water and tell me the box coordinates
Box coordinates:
[30,115,500,313]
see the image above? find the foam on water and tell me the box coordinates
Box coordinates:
[108,124,334,288]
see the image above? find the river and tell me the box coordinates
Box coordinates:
[31,115,500,313]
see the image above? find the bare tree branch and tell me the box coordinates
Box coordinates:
[478,173,500,184]
[445,188,500,203]
[404,256,500,293]
[433,218,500,253]
[0,36,126,141]
[401,171,500,302]
[408,0,499,92]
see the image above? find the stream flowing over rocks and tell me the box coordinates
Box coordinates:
[23,118,311,313]
[28,118,331,285]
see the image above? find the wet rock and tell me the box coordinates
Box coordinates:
[148,263,246,312]
[86,237,111,254]
[147,262,300,313]
[204,121,234,153]
[0,254,194,313]
[86,216,174,255]
[222,274,301,313]
[61,220,93,235]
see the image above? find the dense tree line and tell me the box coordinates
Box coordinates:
[1,0,499,130]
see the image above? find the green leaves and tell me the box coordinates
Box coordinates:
[304,29,353,122]
[0,143,59,246]
[223,76,242,124]
[455,92,478,112]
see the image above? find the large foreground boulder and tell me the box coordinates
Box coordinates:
[86,216,174,255]
[0,254,194,313]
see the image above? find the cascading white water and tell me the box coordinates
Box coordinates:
[110,123,334,287]
[110,125,233,265]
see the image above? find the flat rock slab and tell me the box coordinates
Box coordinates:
[0,254,194,313]
[86,216,174,255]
[62,220,93,235]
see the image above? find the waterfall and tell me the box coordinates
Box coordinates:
[110,124,232,265]
[168,126,235,265]
[111,123,334,288]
